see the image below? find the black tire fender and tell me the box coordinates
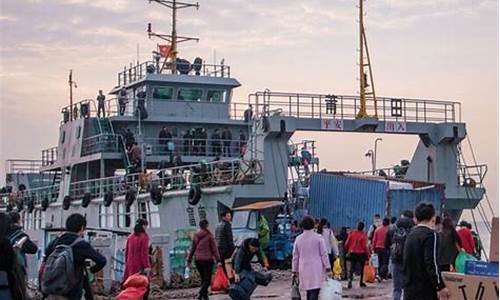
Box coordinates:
[188,185,201,206]
[82,192,92,208]
[63,195,72,210]
[150,185,163,205]
[126,189,136,208]
[104,191,114,207]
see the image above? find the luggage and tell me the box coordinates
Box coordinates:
[228,271,257,300]
[116,273,149,300]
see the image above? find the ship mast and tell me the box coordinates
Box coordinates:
[68,69,77,121]
[147,0,199,74]
[356,0,378,119]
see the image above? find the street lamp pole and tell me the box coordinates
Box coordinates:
[374,138,383,173]
[365,149,375,174]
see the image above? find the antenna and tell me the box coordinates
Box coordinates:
[147,0,200,74]
[356,0,378,119]
[68,69,77,121]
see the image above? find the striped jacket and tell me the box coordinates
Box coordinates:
[402,224,445,300]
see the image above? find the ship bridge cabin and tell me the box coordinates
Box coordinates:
[41,60,254,199]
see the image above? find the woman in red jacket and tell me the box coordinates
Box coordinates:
[345,221,371,289]
[187,220,221,300]
[123,219,151,282]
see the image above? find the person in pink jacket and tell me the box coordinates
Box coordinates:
[292,216,332,300]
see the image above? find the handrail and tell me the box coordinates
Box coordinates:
[248,91,461,123]
[117,60,232,87]
[142,137,246,157]
[458,164,488,187]
[0,184,60,207]
[41,147,58,166]
[5,160,43,174]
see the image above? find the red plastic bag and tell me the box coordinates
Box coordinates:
[211,266,229,292]
[363,263,376,283]
[117,273,149,300]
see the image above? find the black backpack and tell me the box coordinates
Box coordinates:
[391,226,411,263]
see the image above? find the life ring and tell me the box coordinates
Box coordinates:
[41,197,49,211]
[188,185,201,206]
[150,185,163,205]
[125,189,136,208]
[63,195,72,210]
[82,192,92,208]
[104,191,114,207]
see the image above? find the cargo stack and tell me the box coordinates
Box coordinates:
[442,217,499,300]
[170,227,196,274]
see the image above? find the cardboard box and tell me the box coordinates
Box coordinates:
[442,272,499,300]
[465,260,499,277]
[490,217,498,262]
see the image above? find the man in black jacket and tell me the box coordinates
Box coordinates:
[44,213,106,300]
[403,203,449,300]
[215,211,235,276]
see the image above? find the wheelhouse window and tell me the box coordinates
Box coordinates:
[152,86,174,100]
[177,88,203,101]
[207,90,226,103]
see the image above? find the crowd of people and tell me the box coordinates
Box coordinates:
[0,201,485,300]
[157,126,247,158]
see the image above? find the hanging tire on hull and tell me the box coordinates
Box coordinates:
[16,199,24,212]
[188,185,201,206]
[104,191,114,207]
[126,189,136,208]
[63,196,72,210]
[82,192,92,208]
[41,197,49,211]
[150,185,163,205]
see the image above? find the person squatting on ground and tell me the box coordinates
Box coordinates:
[345,221,370,289]
[402,203,449,300]
[292,216,332,300]
[233,238,272,288]
[187,220,221,300]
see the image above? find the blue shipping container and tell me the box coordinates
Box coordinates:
[309,173,387,229]
[308,173,444,230]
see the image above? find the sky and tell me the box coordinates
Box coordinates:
[0,0,498,221]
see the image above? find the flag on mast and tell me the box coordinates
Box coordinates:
[159,45,171,58]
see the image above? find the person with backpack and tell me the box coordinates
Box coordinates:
[385,210,414,300]
[403,203,449,300]
[187,220,221,300]
[7,212,38,300]
[42,213,106,300]
[0,212,22,300]
[345,222,370,289]
[466,223,483,259]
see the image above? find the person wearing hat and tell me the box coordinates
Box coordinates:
[457,221,475,255]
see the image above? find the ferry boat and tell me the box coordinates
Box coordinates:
[0,0,490,291]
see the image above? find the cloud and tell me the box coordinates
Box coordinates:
[0,15,18,22]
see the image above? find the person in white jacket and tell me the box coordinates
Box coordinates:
[316,218,339,267]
